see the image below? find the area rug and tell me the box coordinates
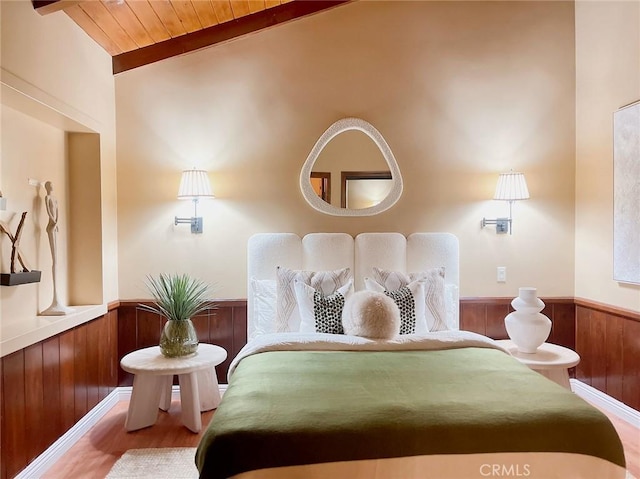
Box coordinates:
[106,447,198,478]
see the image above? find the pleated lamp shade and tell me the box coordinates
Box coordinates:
[177,169,214,199]
[493,172,530,201]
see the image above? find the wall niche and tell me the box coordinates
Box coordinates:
[1,81,103,343]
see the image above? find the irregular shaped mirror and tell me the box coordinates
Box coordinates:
[300,118,403,216]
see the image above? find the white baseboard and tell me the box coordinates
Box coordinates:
[571,379,640,428]
[16,384,228,479]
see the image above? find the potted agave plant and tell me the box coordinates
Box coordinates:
[141,273,214,358]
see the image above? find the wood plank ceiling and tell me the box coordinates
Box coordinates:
[33,1,350,74]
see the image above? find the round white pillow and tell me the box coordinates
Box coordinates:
[342,290,400,339]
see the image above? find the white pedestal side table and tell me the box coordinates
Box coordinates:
[496,339,580,390]
[120,343,227,432]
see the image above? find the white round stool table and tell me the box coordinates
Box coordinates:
[120,343,227,432]
[496,340,580,390]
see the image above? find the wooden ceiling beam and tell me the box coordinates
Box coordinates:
[112,0,351,74]
[32,0,82,16]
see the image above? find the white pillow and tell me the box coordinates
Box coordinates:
[276,266,351,333]
[249,278,277,340]
[364,278,427,335]
[445,283,459,330]
[373,267,448,332]
[294,279,354,334]
[342,290,400,339]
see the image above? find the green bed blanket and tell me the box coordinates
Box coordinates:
[196,347,625,478]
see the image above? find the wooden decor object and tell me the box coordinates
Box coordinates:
[0,270,42,286]
[0,212,41,286]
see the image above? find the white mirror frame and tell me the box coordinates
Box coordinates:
[299,118,403,216]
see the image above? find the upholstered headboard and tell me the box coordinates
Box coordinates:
[247,232,459,339]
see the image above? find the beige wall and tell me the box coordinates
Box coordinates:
[0,0,117,324]
[575,1,640,312]
[115,1,576,300]
[5,1,635,312]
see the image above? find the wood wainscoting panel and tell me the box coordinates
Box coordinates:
[73,324,88,423]
[484,303,510,339]
[0,312,118,479]
[117,303,138,367]
[591,309,608,393]
[459,302,488,336]
[59,328,77,432]
[1,349,27,479]
[116,300,248,386]
[213,301,248,383]
[622,318,640,410]
[24,343,46,465]
[606,313,625,402]
[42,335,63,449]
[575,299,640,411]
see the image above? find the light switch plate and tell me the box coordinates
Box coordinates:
[497,267,506,283]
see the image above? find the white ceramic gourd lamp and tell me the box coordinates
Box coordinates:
[504,287,551,353]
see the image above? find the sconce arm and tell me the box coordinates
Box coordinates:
[174,198,203,234]
[482,200,515,235]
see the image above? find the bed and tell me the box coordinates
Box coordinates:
[196,232,626,479]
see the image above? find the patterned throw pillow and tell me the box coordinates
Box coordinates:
[372,267,448,332]
[365,278,426,334]
[294,279,353,334]
[276,267,351,333]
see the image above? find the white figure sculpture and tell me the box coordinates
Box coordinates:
[41,181,73,316]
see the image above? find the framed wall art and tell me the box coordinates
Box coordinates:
[613,101,640,284]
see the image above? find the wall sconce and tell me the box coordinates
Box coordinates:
[482,171,530,234]
[174,169,214,234]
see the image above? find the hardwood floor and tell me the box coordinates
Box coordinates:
[44,399,639,479]
[599,409,640,478]
[44,401,215,478]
